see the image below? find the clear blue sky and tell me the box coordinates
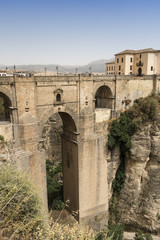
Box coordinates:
[0,0,160,65]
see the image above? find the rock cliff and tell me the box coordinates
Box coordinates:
[115,115,160,233]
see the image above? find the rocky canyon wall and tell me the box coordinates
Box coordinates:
[110,115,160,233]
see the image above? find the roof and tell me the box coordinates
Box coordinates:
[115,48,160,56]
[106,60,115,65]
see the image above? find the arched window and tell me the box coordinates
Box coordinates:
[56,93,61,102]
[95,86,112,109]
[0,92,11,121]
[138,68,142,76]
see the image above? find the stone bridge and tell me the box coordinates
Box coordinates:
[0,74,159,228]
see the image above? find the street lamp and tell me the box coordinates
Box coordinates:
[89,66,92,75]
[45,67,47,76]
[56,66,58,75]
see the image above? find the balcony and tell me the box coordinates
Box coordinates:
[136,61,143,67]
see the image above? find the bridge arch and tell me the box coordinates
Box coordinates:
[95,85,113,109]
[41,109,79,217]
[0,91,12,121]
[39,107,78,137]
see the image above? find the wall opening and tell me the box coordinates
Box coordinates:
[56,93,61,102]
[0,92,11,121]
[138,67,142,76]
[95,85,113,108]
[42,112,78,218]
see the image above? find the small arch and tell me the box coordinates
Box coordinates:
[95,85,113,109]
[0,92,12,121]
[56,93,61,102]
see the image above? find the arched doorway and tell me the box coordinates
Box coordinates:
[138,67,142,76]
[95,85,113,109]
[42,111,78,217]
[0,92,11,121]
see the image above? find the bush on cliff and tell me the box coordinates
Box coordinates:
[0,135,4,141]
[108,94,159,153]
[108,112,135,152]
[134,230,153,240]
[0,165,44,239]
[127,94,159,124]
[0,165,124,239]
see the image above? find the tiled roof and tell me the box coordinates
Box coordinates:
[115,48,160,56]
[106,60,115,64]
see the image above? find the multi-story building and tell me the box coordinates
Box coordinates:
[106,48,160,75]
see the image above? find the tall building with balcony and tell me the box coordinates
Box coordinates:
[106,48,160,75]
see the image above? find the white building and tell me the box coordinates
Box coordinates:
[106,48,160,75]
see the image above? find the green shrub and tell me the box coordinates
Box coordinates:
[52,199,64,210]
[108,112,135,153]
[0,135,4,141]
[112,160,125,195]
[107,224,124,240]
[134,230,153,240]
[0,165,44,239]
[46,159,63,209]
[127,95,159,124]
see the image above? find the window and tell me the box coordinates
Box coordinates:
[119,72,121,75]
[56,93,61,102]
[121,58,123,63]
[119,65,121,70]
[130,57,132,62]
[130,65,132,70]
[151,66,153,71]
[112,66,113,71]
[117,58,119,63]
[140,54,141,59]
[106,67,108,71]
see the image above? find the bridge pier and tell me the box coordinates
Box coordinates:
[77,113,108,229]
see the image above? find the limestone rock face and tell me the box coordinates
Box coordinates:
[107,145,120,200]
[117,115,160,233]
[0,141,30,170]
[0,141,15,165]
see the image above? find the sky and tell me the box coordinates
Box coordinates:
[0,0,160,66]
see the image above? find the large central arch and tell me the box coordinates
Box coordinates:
[42,110,79,218]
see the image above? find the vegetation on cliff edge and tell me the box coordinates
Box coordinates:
[108,93,160,226]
